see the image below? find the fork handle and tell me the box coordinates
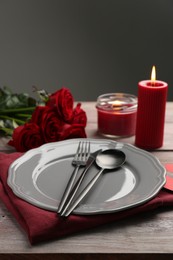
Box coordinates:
[57,165,80,213]
[61,168,104,217]
[60,158,95,215]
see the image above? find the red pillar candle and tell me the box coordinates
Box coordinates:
[96,93,137,137]
[135,66,168,150]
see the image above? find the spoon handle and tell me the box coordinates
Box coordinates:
[61,168,104,217]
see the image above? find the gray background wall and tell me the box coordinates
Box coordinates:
[0,0,172,101]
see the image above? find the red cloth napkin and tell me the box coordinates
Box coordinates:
[0,152,173,245]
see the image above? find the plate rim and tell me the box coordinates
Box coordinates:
[7,138,166,215]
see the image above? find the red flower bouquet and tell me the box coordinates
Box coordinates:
[0,87,87,152]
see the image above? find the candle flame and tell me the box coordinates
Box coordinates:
[109,100,124,110]
[151,65,156,84]
[112,100,122,106]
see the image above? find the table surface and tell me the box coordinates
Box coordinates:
[0,102,173,259]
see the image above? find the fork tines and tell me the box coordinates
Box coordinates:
[73,141,90,166]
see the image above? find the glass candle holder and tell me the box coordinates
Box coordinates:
[96,93,137,138]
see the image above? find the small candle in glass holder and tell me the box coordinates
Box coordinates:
[96,93,137,137]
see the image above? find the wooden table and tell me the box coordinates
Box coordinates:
[0,102,173,260]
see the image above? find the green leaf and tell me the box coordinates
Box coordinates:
[2,86,13,95]
[0,120,5,128]
[12,120,19,129]
[0,126,13,136]
[0,86,37,109]
[0,115,25,125]
[32,86,49,103]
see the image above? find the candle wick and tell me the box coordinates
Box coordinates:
[112,105,130,111]
[112,105,123,111]
[151,80,155,87]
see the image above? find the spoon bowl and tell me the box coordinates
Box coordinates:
[96,149,126,170]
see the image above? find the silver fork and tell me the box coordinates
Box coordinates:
[57,141,90,214]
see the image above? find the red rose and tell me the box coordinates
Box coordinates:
[59,123,87,140]
[8,87,87,152]
[8,123,43,152]
[47,87,74,122]
[38,106,63,143]
[71,103,87,127]
[30,106,45,125]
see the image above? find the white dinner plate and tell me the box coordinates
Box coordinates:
[7,138,166,215]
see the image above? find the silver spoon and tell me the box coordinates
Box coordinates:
[61,149,126,217]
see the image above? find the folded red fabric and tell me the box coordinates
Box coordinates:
[0,152,172,244]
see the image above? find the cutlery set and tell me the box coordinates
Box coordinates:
[57,141,126,217]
